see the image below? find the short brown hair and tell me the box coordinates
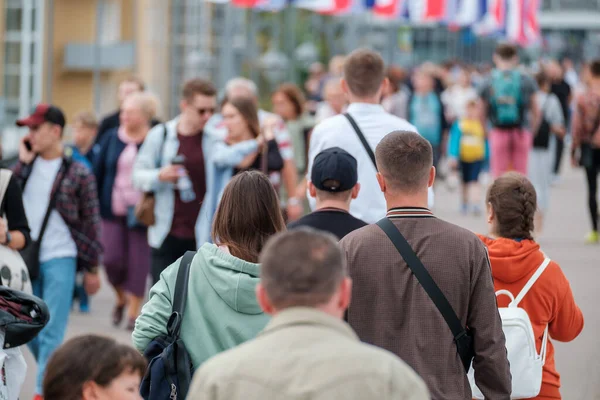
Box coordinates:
[259,228,346,309]
[487,172,537,240]
[590,60,600,78]
[182,78,217,102]
[43,335,146,400]
[223,97,260,138]
[535,71,549,88]
[495,43,518,61]
[72,111,98,130]
[273,83,305,117]
[212,171,286,263]
[343,48,386,98]
[122,75,145,91]
[375,131,432,193]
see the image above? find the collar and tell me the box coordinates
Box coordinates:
[316,207,349,214]
[260,307,358,341]
[386,207,435,219]
[346,103,385,115]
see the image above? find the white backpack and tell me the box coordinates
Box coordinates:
[468,257,550,399]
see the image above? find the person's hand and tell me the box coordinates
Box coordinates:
[262,116,279,141]
[84,271,101,295]
[447,158,458,171]
[158,165,184,183]
[0,219,7,244]
[571,153,579,168]
[286,199,303,222]
[19,136,35,165]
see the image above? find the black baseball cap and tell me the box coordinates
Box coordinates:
[16,104,66,128]
[311,147,358,192]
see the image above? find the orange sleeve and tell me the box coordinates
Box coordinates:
[549,267,584,343]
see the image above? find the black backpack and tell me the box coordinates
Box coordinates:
[533,98,551,149]
[140,251,196,400]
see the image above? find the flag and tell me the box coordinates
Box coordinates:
[450,0,487,26]
[232,0,263,7]
[409,0,447,23]
[505,0,525,44]
[523,0,541,45]
[373,0,409,19]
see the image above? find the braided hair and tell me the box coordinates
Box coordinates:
[487,172,537,240]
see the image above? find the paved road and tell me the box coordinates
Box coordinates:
[20,164,599,399]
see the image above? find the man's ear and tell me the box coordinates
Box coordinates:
[351,183,361,199]
[256,284,276,315]
[376,172,386,193]
[338,277,353,312]
[308,181,317,199]
[428,166,436,188]
[380,77,390,98]
[340,78,349,96]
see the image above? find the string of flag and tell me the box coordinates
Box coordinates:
[210,0,542,46]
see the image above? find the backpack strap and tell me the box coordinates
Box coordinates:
[511,257,551,307]
[344,113,377,170]
[167,250,196,338]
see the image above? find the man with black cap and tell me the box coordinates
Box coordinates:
[288,147,367,239]
[11,104,102,399]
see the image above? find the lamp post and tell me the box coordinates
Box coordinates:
[294,41,320,70]
[259,48,290,86]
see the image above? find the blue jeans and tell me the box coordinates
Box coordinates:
[27,257,76,395]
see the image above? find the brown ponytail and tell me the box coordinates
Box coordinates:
[486,172,537,240]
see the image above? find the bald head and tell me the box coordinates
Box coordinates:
[375,131,433,193]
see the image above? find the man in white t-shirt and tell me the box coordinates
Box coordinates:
[204,78,303,221]
[11,104,102,399]
[307,48,428,224]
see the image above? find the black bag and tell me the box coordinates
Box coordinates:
[19,158,71,280]
[140,251,196,400]
[0,285,49,348]
[376,218,475,373]
[344,113,377,169]
[533,99,551,149]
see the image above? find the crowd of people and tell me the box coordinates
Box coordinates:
[0,42,592,400]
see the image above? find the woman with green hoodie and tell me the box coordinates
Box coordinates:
[132,171,286,369]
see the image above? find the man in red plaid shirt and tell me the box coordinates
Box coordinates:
[11,104,102,399]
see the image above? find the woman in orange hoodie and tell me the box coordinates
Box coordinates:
[480,172,584,400]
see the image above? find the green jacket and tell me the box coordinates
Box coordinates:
[132,243,270,369]
[188,307,430,400]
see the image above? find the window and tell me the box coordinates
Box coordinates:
[2,0,44,128]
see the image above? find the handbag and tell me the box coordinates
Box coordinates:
[376,218,475,372]
[134,124,168,227]
[533,98,551,149]
[0,170,31,294]
[140,251,195,400]
[19,159,71,280]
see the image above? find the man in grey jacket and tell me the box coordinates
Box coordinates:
[132,78,217,284]
[187,228,430,400]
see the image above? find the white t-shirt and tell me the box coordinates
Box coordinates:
[22,157,77,263]
[307,103,432,224]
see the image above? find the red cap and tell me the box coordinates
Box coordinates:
[16,104,66,128]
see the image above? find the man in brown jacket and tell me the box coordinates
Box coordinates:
[340,131,511,399]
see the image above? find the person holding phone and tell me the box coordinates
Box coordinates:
[11,103,102,399]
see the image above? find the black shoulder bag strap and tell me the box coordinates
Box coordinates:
[376,218,474,372]
[167,250,196,338]
[37,158,72,245]
[344,113,377,169]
